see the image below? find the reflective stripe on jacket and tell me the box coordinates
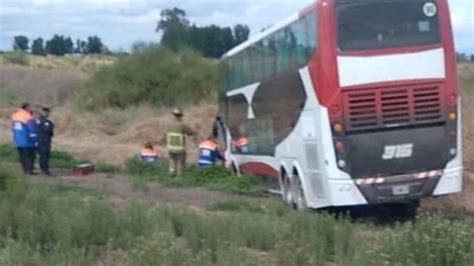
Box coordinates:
[11,109,37,148]
[140,148,159,162]
[197,140,224,166]
[233,137,250,154]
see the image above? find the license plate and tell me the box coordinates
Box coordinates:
[392,185,410,195]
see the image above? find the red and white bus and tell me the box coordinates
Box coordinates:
[218,0,462,211]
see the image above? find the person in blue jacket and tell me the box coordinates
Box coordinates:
[11,103,38,175]
[197,136,225,167]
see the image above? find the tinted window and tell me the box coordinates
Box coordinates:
[289,18,307,66]
[222,11,317,91]
[336,0,441,51]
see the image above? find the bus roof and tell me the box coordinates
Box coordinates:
[222,1,317,59]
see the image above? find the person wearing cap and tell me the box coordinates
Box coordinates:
[36,107,54,175]
[11,103,38,175]
[197,135,225,167]
[166,108,196,177]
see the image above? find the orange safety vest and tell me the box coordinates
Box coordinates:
[140,148,159,162]
[233,137,248,147]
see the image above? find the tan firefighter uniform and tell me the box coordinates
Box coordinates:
[166,108,195,177]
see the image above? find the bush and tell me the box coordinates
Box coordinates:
[75,45,217,111]
[2,51,29,66]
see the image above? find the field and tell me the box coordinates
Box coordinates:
[0,53,473,265]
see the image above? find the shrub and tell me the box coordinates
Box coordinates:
[2,51,29,66]
[75,45,217,111]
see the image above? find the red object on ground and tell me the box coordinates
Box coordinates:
[73,164,96,176]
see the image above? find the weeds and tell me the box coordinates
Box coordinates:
[0,176,473,265]
[125,157,263,194]
[75,45,217,111]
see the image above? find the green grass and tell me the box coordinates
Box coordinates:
[125,157,264,194]
[0,144,118,174]
[1,51,29,66]
[75,45,217,111]
[0,175,473,265]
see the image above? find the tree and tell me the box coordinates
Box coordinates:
[46,35,67,56]
[86,36,103,54]
[233,24,250,46]
[31,38,46,56]
[157,8,189,32]
[471,55,474,63]
[157,8,190,50]
[156,7,250,58]
[13,36,29,51]
[74,39,82,54]
[65,37,74,54]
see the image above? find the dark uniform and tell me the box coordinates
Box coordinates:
[37,115,54,175]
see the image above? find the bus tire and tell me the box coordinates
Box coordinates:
[282,173,293,206]
[292,172,307,211]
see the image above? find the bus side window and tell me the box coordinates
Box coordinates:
[276,29,290,74]
[289,18,307,67]
[306,11,317,58]
[255,42,265,82]
[262,38,276,80]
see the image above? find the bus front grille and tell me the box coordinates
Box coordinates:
[343,84,444,132]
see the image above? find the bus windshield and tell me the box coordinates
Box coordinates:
[336,0,441,51]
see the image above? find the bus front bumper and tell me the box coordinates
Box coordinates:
[325,166,463,207]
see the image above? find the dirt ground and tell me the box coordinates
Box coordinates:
[26,171,270,210]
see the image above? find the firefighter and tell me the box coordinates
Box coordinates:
[166,108,196,177]
[11,103,38,175]
[37,107,54,176]
[197,135,225,167]
[140,142,160,163]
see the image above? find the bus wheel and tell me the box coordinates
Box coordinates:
[282,174,293,206]
[293,174,307,211]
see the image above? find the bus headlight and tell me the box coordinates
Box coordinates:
[450,148,457,156]
[338,160,347,168]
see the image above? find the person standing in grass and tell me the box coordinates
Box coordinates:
[11,103,38,175]
[36,107,55,176]
[166,108,196,177]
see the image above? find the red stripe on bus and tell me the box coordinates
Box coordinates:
[239,162,279,178]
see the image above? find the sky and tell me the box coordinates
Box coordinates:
[0,0,472,53]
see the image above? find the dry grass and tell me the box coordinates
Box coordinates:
[45,104,218,165]
[0,54,117,72]
[0,65,89,107]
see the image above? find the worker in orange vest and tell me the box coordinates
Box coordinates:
[197,136,225,167]
[140,142,160,163]
[11,103,38,175]
[233,136,250,154]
